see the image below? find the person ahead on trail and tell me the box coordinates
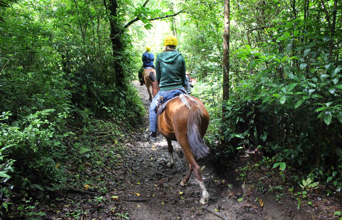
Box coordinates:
[138,46,155,86]
[148,35,187,141]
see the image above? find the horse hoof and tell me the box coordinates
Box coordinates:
[166,162,174,168]
[200,197,209,204]
[200,191,209,204]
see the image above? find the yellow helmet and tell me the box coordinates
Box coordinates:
[164,35,178,46]
[146,46,151,51]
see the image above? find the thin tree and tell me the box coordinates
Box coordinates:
[222,0,230,127]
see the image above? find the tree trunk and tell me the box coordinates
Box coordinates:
[222,0,230,126]
[107,0,125,88]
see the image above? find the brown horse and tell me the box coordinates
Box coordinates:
[151,79,210,204]
[143,67,156,101]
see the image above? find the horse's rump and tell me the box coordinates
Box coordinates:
[158,96,209,159]
[143,68,156,101]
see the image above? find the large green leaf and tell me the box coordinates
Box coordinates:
[333,67,342,76]
[337,112,342,124]
[286,83,297,92]
[323,111,332,125]
[280,96,286,105]
[0,171,10,178]
[303,49,311,56]
[295,99,305,109]
[300,63,307,69]
[273,162,286,171]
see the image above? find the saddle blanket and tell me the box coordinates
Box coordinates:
[155,89,194,115]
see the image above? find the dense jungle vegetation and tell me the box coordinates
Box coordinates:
[0,0,341,218]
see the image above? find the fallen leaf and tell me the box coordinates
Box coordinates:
[55,163,60,169]
[201,166,206,171]
[137,205,141,207]
[135,192,140,197]
[111,196,119,201]
[179,191,184,195]
[115,140,118,144]
[259,199,264,207]
[84,184,90,190]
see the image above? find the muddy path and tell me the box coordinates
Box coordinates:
[118,81,309,220]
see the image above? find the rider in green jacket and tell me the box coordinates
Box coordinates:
[149,35,187,141]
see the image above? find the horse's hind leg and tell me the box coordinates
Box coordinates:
[178,137,209,204]
[166,139,174,168]
[145,83,152,101]
[180,164,192,186]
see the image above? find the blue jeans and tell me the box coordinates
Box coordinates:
[149,90,168,132]
[149,88,187,132]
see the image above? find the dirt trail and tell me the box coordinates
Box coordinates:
[41,80,338,220]
[118,81,308,220]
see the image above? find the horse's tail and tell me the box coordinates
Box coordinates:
[148,71,156,82]
[187,105,209,159]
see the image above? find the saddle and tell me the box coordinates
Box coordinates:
[156,89,198,115]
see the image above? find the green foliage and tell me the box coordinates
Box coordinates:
[177,0,223,79]
[170,0,342,189]
[0,0,146,216]
[299,177,319,190]
[0,110,69,187]
[191,73,223,143]
[210,0,342,183]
